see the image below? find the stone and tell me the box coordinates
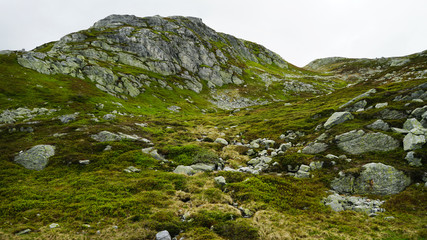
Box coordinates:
[295,170,310,178]
[403,133,426,151]
[405,151,422,167]
[173,165,195,175]
[214,176,226,186]
[58,113,78,123]
[299,164,311,172]
[366,119,390,131]
[309,161,323,170]
[325,154,339,159]
[324,112,354,129]
[301,142,328,154]
[279,142,292,151]
[91,131,146,142]
[103,114,116,120]
[49,223,59,229]
[15,229,32,235]
[335,130,399,155]
[391,127,409,134]
[14,145,55,170]
[190,163,216,172]
[156,230,171,240]
[375,102,388,109]
[411,106,427,119]
[403,118,423,131]
[167,106,181,112]
[347,100,367,112]
[214,138,228,145]
[331,163,411,195]
[141,147,165,161]
[79,160,90,165]
[380,109,407,120]
[340,89,376,109]
[123,166,140,173]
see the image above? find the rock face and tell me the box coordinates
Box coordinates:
[324,112,353,129]
[14,145,56,170]
[17,14,298,100]
[335,130,399,155]
[331,163,411,195]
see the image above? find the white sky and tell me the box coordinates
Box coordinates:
[0,0,426,67]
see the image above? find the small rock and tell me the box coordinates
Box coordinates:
[16,229,31,235]
[103,114,116,120]
[375,102,388,109]
[58,113,78,123]
[405,151,422,167]
[123,166,140,173]
[302,142,328,154]
[173,165,195,175]
[79,160,90,165]
[156,230,172,240]
[391,127,409,134]
[325,154,339,159]
[384,216,395,220]
[403,133,426,151]
[49,223,59,229]
[324,112,354,129]
[214,138,228,145]
[309,161,323,170]
[104,145,112,151]
[214,176,226,186]
[366,119,390,131]
[403,118,423,131]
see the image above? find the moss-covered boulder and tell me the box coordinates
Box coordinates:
[335,130,399,155]
[14,145,55,170]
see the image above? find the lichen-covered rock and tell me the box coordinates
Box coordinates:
[335,130,399,155]
[91,131,149,142]
[331,163,411,195]
[405,151,422,167]
[214,138,228,145]
[155,230,171,240]
[214,176,226,186]
[324,112,353,129]
[14,145,55,170]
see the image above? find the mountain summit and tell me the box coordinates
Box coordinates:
[17,14,340,108]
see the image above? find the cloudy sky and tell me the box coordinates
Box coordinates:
[1,0,426,67]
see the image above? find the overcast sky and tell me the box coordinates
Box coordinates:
[1,0,426,67]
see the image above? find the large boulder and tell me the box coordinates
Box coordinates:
[14,145,56,170]
[331,163,411,195]
[173,165,196,175]
[335,130,399,155]
[324,112,354,129]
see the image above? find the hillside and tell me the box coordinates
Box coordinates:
[0,15,426,240]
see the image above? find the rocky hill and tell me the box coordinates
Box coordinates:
[0,15,426,240]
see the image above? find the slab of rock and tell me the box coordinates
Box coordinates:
[190,163,215,172]
[380,109,407,120]
[375,102,388,109]
[58,113,78,123]
[331,163,411,195]
[403,133,426,151]
[14,145,55,170]
[366,119,390,131]
[302,142,328,154]
[324,112,354,129]
[335,130,399,155]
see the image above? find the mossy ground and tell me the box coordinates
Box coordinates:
[0,53,426,239]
